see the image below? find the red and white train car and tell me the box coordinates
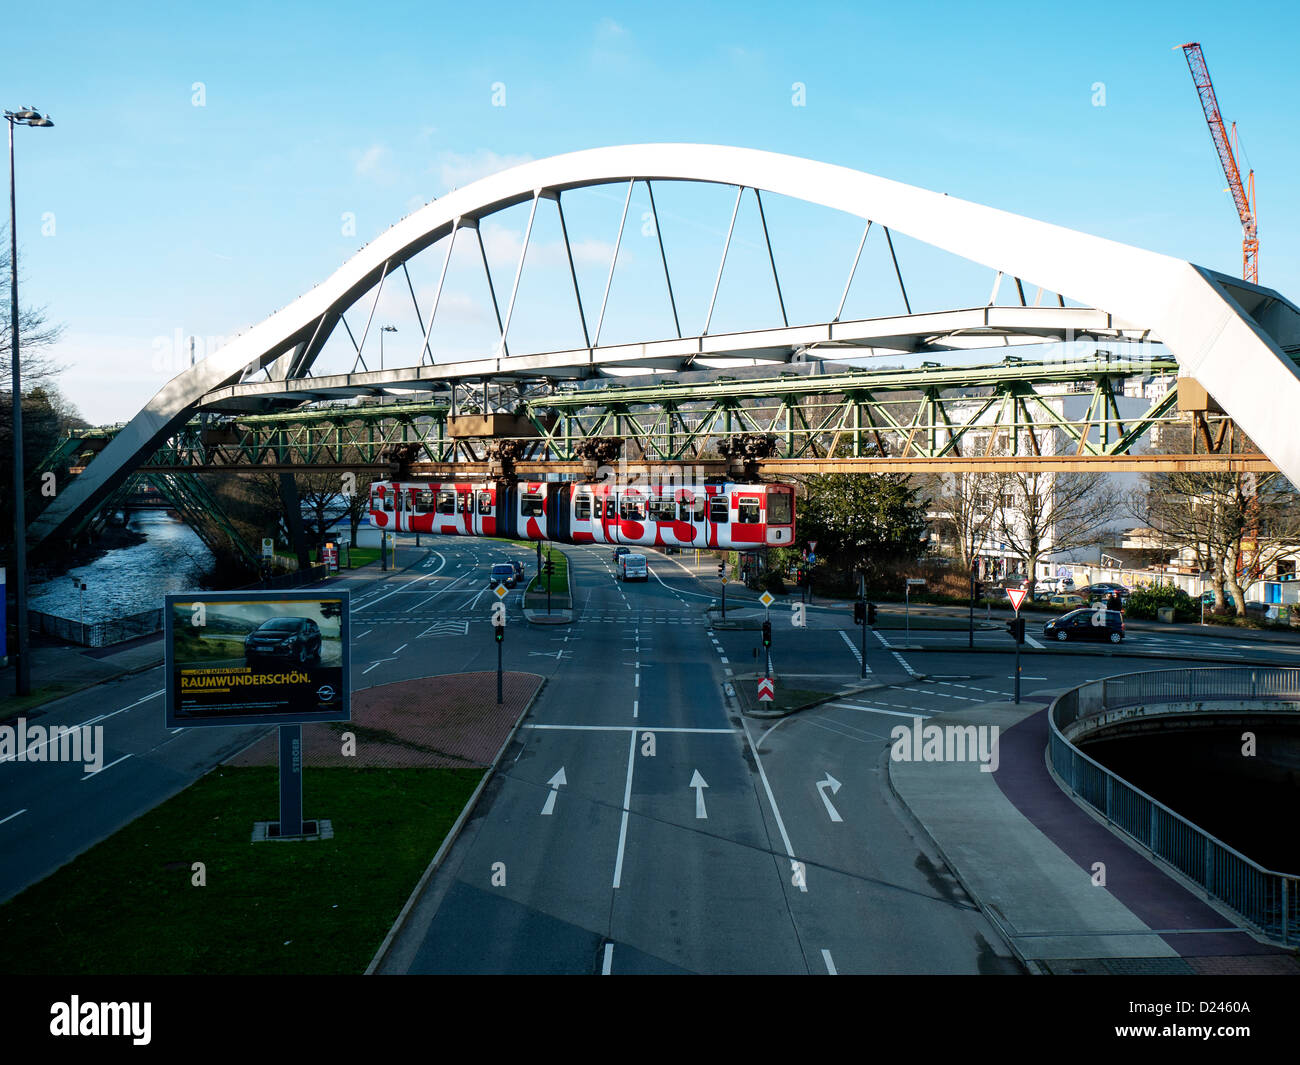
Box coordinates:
[368,480,795,551]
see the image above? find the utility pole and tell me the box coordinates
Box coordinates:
[859,573,868,678]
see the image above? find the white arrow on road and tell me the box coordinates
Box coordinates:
[816,773,843,822]
[540,767,567,816]
[690,770,709,819]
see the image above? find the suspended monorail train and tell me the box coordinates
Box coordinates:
[367,479,795,550]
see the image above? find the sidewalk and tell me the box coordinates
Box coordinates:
[887,695,1300,974]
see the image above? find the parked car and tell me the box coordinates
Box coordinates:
[489,563,517,588]
[244,616,323,665]
[1038,576,1075,594]
[1048,593,1087,610]
[612,546,630,564]
[1043,608,1125,643]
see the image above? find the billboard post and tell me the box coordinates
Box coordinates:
[278,724,303,838]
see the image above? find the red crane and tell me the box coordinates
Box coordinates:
[1180,42,1258,283]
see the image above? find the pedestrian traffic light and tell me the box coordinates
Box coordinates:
[494,621,505,643]
[854,602,865,625]
[1005,617,1025,643]
[867,603,878,626]
[761,620,772,647]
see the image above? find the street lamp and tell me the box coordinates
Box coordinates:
[379,324,397,370]
[6,106,54,697]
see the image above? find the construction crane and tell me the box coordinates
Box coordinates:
[1179,42,1258,283]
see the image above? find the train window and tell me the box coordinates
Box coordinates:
[382,490,394,512]
[436,489,456,515]
[605,496,617,519]
[737,498,761,524]
[767,491,792,524]
[476,490,493,515]
[522,491,545,517]
[677,493,695,521]
[458,491,471,513]
[414,490,433,514]
[709,495,729,523]
[648,499,675,521]
[574,492,592,520]
[620,496,645,520]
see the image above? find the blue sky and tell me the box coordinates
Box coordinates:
[8,0,1298,423]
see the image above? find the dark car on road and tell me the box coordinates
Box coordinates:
[244,616,323,664]
[489,563,517,589]
[612,546,630,564]
[1043,608,1125,643]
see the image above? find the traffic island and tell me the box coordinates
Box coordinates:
[523,545,574,624]
[734,671,902,718]
[0,671,542,975]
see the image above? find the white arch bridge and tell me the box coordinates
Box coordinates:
[29,143,1300,549]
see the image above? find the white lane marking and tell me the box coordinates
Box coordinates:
[816,773,843,822]
[634,674,639,687]
[828,702,932,720]
[1024,633,1045,649]
[362,661,386,674]
[6,690,164,762]
[392,643,408,655]
[0,809,26,826]
[690,770,709,819]
[404,571,470,612]
[872,629,893,649]
[633,700,638,719]
[737,715,806,893]
[353,556,447,612]
[354,629,373,639]
[719,656,729,664]
[540,767,567,816]
[821,949,838,975]
[82,753,131,779]
[602,943,614,975]
[838,630,871,672]
[891,651,919,677]
[525,724,734,734]
[612,731,638,889]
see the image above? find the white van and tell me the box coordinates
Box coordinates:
[618,553,648,582]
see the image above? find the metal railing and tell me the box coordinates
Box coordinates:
[1049,667,1300,943]
[29,607,165,649]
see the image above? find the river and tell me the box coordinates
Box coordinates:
[28,510,214,623]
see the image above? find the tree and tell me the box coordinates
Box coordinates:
[989,469,1119,598]
[343,475,373,548]
[1132,423,1300,615]
[795,471,930,593]
[918,470,999,572]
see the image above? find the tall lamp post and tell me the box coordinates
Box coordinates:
[379,324,396,370]
[7,106,53,697]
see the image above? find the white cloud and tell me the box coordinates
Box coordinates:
[354,143,396,184]
[431,149,534,195]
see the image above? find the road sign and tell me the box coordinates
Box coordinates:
[494,583,509,599]
[721,574,728,585]
[261,538,274,560]
[1007,587,1028,612]
[906,578,926,586]
[807,541,817,553]
[759,591,774,608]
[757,676,775,702]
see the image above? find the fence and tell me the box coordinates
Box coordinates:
[29,564,333,649]
[1049,667,1300,943]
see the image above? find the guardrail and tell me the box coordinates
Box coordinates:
[29,607,165,649]
[1049,667,1300,944]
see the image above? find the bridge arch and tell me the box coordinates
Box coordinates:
[30,143,1300,546]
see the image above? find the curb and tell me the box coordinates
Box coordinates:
[880,739,1041,974]
[1,652,166,722]
[891,643,1291,667]
[737,675,923,719]
[364,674,547,975]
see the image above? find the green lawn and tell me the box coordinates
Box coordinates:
[0,765,482,974]
[345,545,381,568]
[525,546,568,596]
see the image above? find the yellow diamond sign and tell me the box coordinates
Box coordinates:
[494,584,509,599]
[759,591,775,608]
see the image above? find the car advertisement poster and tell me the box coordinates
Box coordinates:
[164,590,350,728]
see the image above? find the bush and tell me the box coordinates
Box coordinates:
[1125,583,1198,622]
[762,570,788,595]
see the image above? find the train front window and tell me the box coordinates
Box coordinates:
[476,490,493,515]
[709,496,729,523]
[574,492,592,520]
[737,498,761,524]
[767,490,792,525]
[522,492,545,517]
[436,489,456,515]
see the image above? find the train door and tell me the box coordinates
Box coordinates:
[705,485,730,548]
[731,490,765,546]
[617,486,649,547]
[569,486,598,543]
[472,485,497,536]
[675,487,704,547]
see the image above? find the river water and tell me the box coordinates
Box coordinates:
[29,510,214,623]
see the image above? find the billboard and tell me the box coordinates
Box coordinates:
[164,590,350,728]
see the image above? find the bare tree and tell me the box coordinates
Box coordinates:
[991,469,1120,598]
[920,471,999,572]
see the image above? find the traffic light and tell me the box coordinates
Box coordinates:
[853,602,865,625]
[761,620,772,647]
[494,621,505,644]
[867,603,878,626]
[1005,617,1025,643]
[717,562,725,578]
[544,559,554,576]
[796,568,805,585]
